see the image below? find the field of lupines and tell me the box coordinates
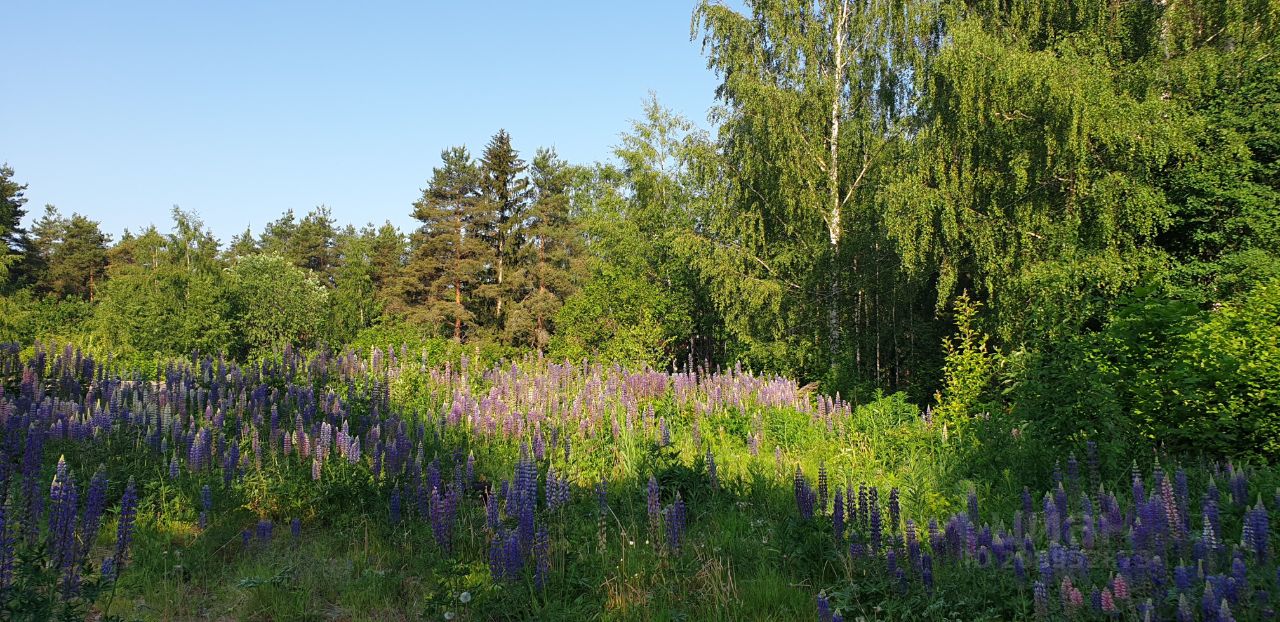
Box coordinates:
[0,342,1276,620]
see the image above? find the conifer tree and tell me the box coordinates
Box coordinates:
[395,147,490,341]
[476,130,531,334]
[507,148,580,351]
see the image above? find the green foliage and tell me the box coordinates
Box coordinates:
[932,293,1000,433]
[226,254,329,359]
[551,263,674,368]
[1123,277,1280,457]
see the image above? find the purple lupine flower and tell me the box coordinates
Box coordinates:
[502,530,522,579]
[816,594,833,622]
[888,488,901,534]
[1013,553,1027,582]
[817,464,828,515]
[169,453,180,479]
[1177,594,1194,622]
[1244,500,1269,562]
[706,450,718,491]
[1229,466,1247,507]
[49,465,79,595]
[967,488,979,524]
[1033,580,1049,620]
[794,468,815,520]
[659,417,670,447]
[100,556,116,582]
[666,495,687,552]
[1203,482,1221,550]
[1174,565,1194,593]
[921,553,934,590]
[832,490,845,542]
[291,517,301,539]
[489,528,507,580]
[905,520,919,570]
[390,489,402,524]
[257,519,273,542]
[1066,454,1079,492]
[242,529,251,547]
[1219,599,1235,622]
[115,478,139,568]
[1202,581,1219,621]
[82,467,109,551]
[1022,487,1034,522]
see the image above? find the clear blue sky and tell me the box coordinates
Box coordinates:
[2,1,722,242]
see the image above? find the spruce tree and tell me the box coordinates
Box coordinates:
[476,130,531,334]
[507,148,580,351]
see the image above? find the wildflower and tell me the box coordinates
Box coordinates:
[291,517,301,539]
[116,478,139,568]
[666,495,687,552]
[833,490,845,542]
[816,594,833,622]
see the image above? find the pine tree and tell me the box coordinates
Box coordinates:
[395,147,491,341]
[28,206,110,300]
[0,164,32,285]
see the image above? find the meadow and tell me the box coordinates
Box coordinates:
[0,342,1273,621]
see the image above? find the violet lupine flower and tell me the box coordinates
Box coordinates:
[816,594,833,622]
[1175,468,1190,531]
[832,490,845,542]
[502,530,522,579]
[1089,588,1102,613]
[242,529,251,547]
[115,478,139,568]
[888,488,900,533]
[967,488,979,524]
[794,469,816,521]
[596,480,608,516]
[169,453,180,479]
[225,442,239,486]
[291,517,301,539]
[817,464,828,515]
[1066,454,1079,493]
[1220,599,1235,622]
[1203,582,1219,621]
[1177,594,1194,622]
[49,466,79,595]
[1243,500,1269,563]
[82,467,109,548]
[100,556,115,583]
[257,519,273,542]
[390,489,402,524]
[666,495,687,552]
[1013,553,1026,582]
[1174,565,1195,593]
[921,553,934,590]
[1022,487,1034,522]
[1033,580,1049,620]
[1229,466,1247,507]
[488,528,507,580]
[858,485,869,527]
[1203,482,1222,550]
[658,418,670,447]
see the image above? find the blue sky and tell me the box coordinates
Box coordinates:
[2,2,722,241]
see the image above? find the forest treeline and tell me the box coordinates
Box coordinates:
[2,0,1277,459]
